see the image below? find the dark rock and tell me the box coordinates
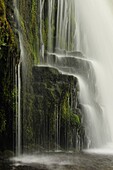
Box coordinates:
[32,66,84,151]
[0,0,19,151]
[47,52,96,99]
[3,150,14,158]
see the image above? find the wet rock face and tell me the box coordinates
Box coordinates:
[32,66,85,151]
[0,0,19,150]
[47,51,96,103]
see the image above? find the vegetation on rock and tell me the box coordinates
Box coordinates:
[31,66,84,151]
[0,0,85,153]
[0,0,19,151]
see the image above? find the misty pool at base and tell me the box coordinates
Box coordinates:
[1,151,113,170]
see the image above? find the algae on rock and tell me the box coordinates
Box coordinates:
[0,0,19,150]
[31,66,85,151]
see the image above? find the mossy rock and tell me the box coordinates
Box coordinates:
[3,150,14,158]
[0,17,16,49]
[0,110,6,133]
[0,0,19,151]
[0,0,5,17]
[31,66,84,150]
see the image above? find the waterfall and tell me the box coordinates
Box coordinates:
[55,0,76,51]
[40,0,45,59]
[75,0,113,148]
[14,0,25,155]
[14,0,113,154]
[16,63,21,156]
[47,0,113,149]
[14,0,21,156]
[48,0,55,52]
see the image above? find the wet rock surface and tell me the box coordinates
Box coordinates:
[32,66,84,151]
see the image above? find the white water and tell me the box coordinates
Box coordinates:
[14,0,21,156]
[55,0,76,51]
[48,0,55,52]
[16,63,21,156]
[14,0,25,155]
[40,0,45,59]
[75,0,113,148]
[48,52,92,63]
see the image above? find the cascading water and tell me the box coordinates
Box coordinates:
[14,0,21,156]
[47,0,113,149]
[55,0,76,51]
[40,0,45,59]
[14,0,113,155]
[14,0,27,155]
[75,0,113,149]
[16,62,21,156]
[48,0,55,52]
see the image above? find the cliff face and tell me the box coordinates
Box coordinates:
[0,0,19,150]
[31,66,85,151]
[17,0,40,64]
[0,0,85,152]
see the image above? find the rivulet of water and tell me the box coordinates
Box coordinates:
[14,0,21,156]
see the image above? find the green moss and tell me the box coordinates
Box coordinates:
[20,16,26,34]
[0,110,6,133]
[61,89,81,128]
[70,114,80,126]
[0,0,19,150]
[0,0,5,17]
[19,1,39,64]
[31,0,36,27]
[0,0,16,51]
[0,17,17,56]
[42,18,48,51]
[61,92,70,119]
[30,0,39,63]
